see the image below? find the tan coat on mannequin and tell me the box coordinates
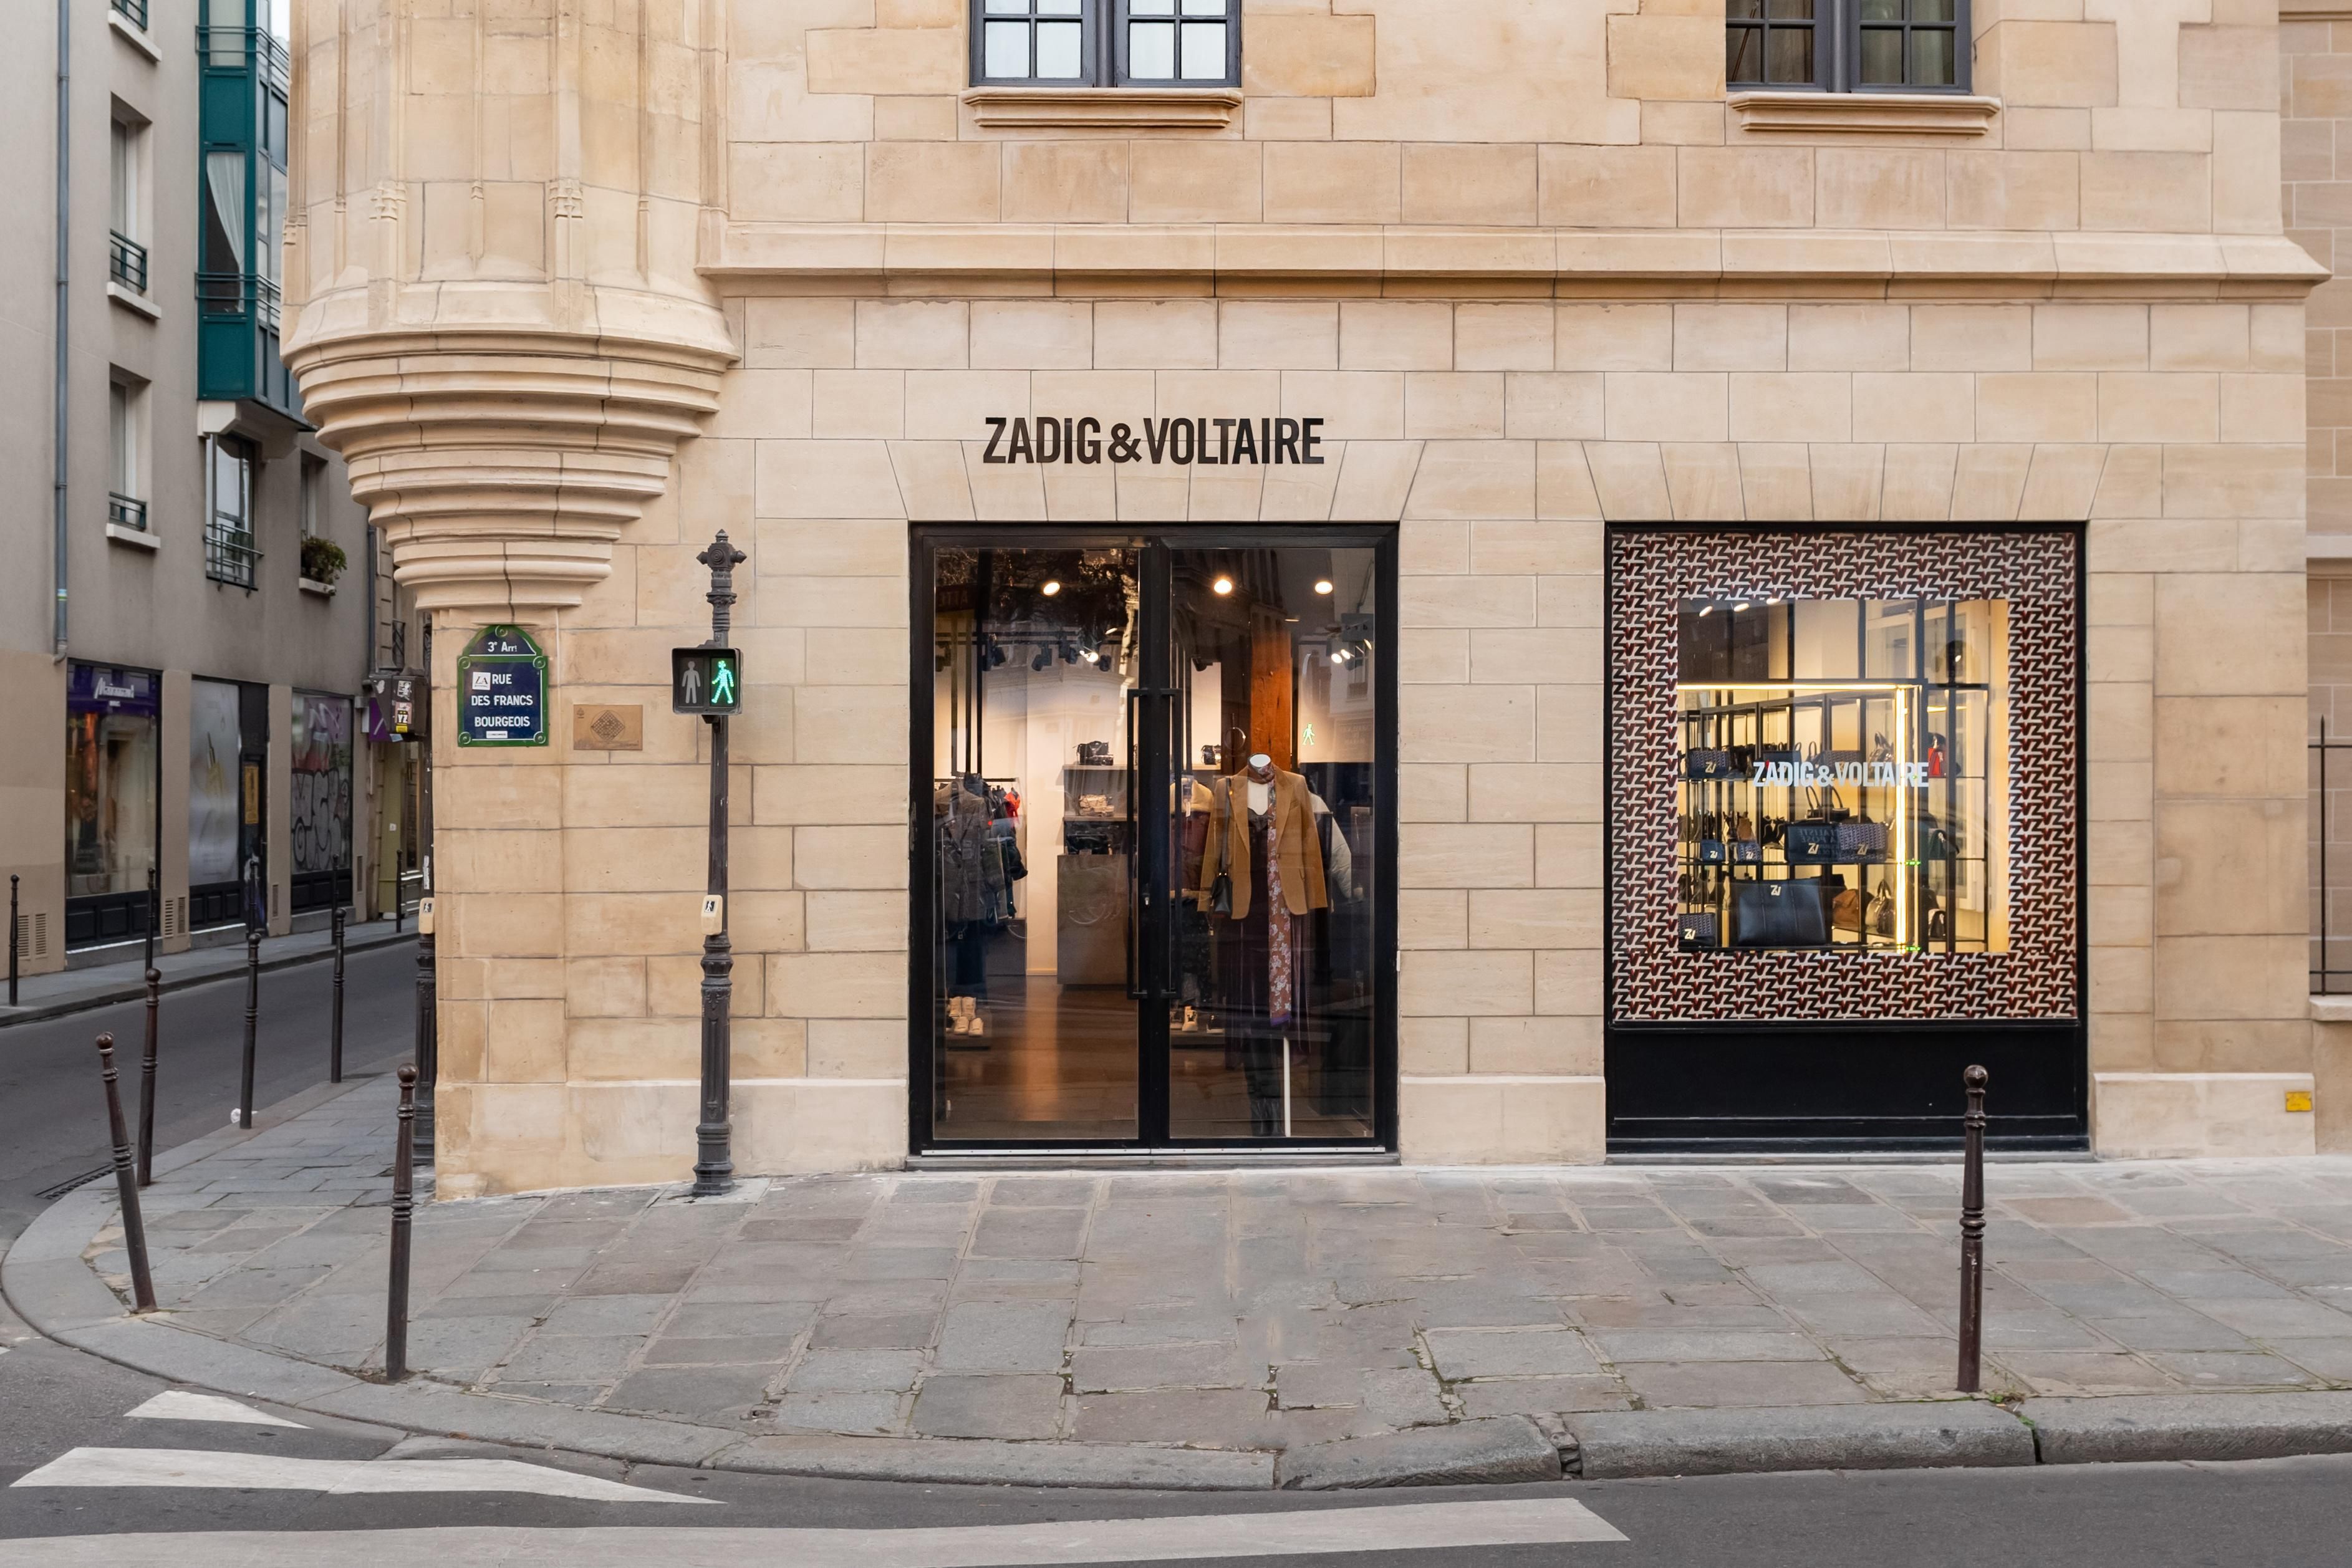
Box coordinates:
[1198,766,1328,919]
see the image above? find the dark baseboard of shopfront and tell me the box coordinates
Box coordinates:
[1603,1019,2089,1155]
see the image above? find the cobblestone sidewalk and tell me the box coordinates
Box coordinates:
[74,1076,2352,1455]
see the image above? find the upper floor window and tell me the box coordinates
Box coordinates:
[109,113,149,294]
[973,0,1238,89]
[1728,0,1968,94]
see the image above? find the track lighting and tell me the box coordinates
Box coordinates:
[1079,647,1100,665]
[984,637,1006,668]
[1032,647,1053,671]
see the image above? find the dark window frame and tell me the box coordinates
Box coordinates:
[968,0,1241,89]
[1727,1,1972,96]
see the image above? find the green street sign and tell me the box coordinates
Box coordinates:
[673,647,743,716]
[456,625,548,747]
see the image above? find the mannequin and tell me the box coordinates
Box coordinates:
[1198,753,1329,1136]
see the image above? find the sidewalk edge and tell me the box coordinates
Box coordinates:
[0,928,415,1029]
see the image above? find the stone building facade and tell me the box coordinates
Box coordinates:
[285,0,2331,1196]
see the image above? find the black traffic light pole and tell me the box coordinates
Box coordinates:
[692,531,744,1198]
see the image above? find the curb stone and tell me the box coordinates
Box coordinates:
[2021,1393,2352,1466]
[1278,1418,1563,1490]
[1564,1400,2037,1480]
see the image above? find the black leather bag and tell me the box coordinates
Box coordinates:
[1685,748,1740,781]
[1208,872,1232,916]
[1755,746,1800,771]
[1732,877,1831,948]
[1677,913,1720,951]
[1730,839,1763,865]
[1786,820,1840,865]
[1837,814,1889,864]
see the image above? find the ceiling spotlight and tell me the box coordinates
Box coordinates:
[984,638,1006,669]
[1330,646,1351,665]
[1061,640,1079,665]
[1032,647,1053,672]
[1040,580,1061,597]
[1079,648,1101,665]
[1212,576,1234,596]
[1697,605,1715,617]
[1314,579,1334,596]
[1732,602,1751,613]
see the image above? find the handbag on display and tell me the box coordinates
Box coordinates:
[1730,839,1764,865]
[1076,740,1113,766]
[1685,748,1741,781]
[1208,872,1233,916]
[1755,745,1800,771]
[1812,745,1865,772]
[1831,885,1870,935]
[1785,819,1840,865]
[1732,877,1831,948]
[1927,908,1953,944]
[1678,913,1720,952]
[1921,814,1964,860]
[1872,886,1897,937]
[1732,812,1758,843]
[1836,812,1889,864]
[1697,812,1727,865]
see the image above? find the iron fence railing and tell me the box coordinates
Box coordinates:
[109,231,147,294]
[198,271,279,329]
[108,493,148,532]
[2315,719,2352,994]
[112,0,146,31]
[205,518,259,589]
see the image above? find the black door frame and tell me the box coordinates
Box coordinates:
[907,524,1400,1154]
[1601,521,2091,1155]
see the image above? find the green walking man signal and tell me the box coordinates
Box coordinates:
[672,647,744,716]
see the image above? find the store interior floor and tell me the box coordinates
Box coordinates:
[932,926,1372,1143]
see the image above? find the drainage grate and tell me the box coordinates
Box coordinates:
[35,1166,115,1201]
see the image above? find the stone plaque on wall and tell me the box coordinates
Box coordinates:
[572,705,643,751]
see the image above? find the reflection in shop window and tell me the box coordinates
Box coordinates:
[1673,594,2009,955]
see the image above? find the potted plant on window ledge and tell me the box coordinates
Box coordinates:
[299,537,347,597]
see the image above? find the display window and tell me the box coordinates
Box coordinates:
[1606,526,2086,1154]
[916,528,1396,1151]
[1672,594,2010,956]
[190,676,269,930]
[290,690,353,913]
[64,663,161,948]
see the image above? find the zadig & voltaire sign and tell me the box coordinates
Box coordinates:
[983,416,1326,467]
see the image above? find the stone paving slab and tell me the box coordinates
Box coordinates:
[16,1073,2352,1485]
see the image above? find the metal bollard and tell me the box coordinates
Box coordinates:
[237,930,260,1132]
[7,872,17,1008]
[385,1065,417,1382]
[137,967,160,1187]
[95,1033,157,1313]
[1957,1064,1989,1394]
[412,899,436,1165]
[329,905,347,1085]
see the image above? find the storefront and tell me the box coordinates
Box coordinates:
[1606,527,2088,1153]
[63,662,161,950]
[289,690,354,916]
[188,676,268,931]
[913,530,1397,1152]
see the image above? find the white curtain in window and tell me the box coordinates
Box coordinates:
[206,151,246,272]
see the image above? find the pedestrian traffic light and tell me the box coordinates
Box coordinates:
[672,647,743,716]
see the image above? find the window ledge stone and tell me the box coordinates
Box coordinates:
[107,281,160,321]
[299,576,337,597]
[105,523,158,552]
[107,11,160,62]
[962,86,1243,131]
[1729,90,2001,137]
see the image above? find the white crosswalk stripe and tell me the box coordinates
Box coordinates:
[8,1448,716,1505]
[124,1392,306,1428]
[1,1496,1626,1567]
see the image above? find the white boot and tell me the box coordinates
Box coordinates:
[947,996,971,1036]
[966,1001,986,1038]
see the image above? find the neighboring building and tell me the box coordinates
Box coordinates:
[0,0,403,981]
[285,1,2331,1196]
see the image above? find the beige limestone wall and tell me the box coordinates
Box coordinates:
[422,287,2318,1191]
[292,1,2332,1188]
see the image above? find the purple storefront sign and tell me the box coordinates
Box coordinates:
[68,663,160,717]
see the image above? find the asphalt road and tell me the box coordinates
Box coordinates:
[0,942,418,1243]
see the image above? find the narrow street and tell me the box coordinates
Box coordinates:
[0,943,418,1243]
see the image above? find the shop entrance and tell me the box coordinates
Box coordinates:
[912,528,1397,1152]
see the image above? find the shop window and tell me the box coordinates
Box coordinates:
[65,663,161,947]
[1674,595,2010,956]
[290,690,353,914]
[1727,1,1969,94]
[972,0,1238,88]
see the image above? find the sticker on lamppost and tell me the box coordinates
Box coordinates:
[455,625,547,747]
[673,648,743,716]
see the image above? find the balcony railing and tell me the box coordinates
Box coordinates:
[204,517,259,589]
[199,24,289,88]
[109,231,147,294]
[108,493,148,533]
[112,0,146,30]
[198,271,277,329]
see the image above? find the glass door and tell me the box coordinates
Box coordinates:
[916,530,1393,1150]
